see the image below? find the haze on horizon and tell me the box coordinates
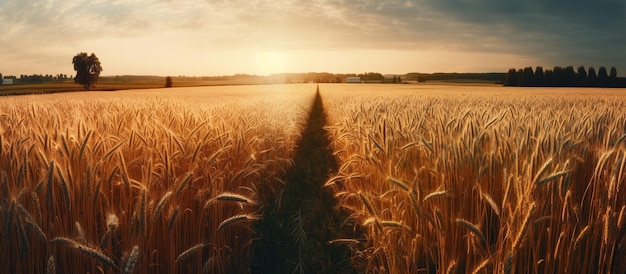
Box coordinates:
[1,0,624,77]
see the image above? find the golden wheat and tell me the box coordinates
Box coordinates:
[321,84,626,273]
[2,84,625,272]
[0,85,313,273]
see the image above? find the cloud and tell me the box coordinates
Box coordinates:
[1,0,624,75]
[420,0,626,66]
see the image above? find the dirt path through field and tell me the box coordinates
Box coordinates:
[252,86,357,273]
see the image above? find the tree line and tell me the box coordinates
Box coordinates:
[23,74,69,83]
[1,74,71,85]
[504,66,626,87]
[405,72,505,83]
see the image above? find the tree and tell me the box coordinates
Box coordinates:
[610,67,617,79]
[521,67,534,86]
[544,69,553,85]
[598,67,608,86]
[609,67,618,87]
[0,72,3,85]
[357,72,384,82]
[72,52,102,90]
[504,69,517,86]
[576,66,587,86]
[587,67,597,86]
[165,76,173,88]
[534,66,544,86]
[553,66,564,86]
[564,66,576,86]
[516,69,524,85]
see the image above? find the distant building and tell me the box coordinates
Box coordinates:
[346,77,361,83]
[2,78,13,85]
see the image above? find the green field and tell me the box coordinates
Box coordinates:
[1,84,625,273]
[0,76,272,96]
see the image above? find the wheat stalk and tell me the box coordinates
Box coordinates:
[573,225,589,250]
[153,191,173,223]
[139,188,147,237]
[168,206,180,232]
[532,158,553,184]
[16,202,47,241]
[45,160,55,216]
[55,166,71,212]
[46,255,56,274]
[17,216,31,257]
[175,172,193,197]
[536,170,571,186]
[472,257,491,274]
[78,130,92,160]
[456,218,487,248]
[511,202,535,251]
[76,243,116,269]
[381,220,412,232]
[107,213,119,230]
[423,190,448,203]
[328,239,360,245]
[357,191,377,216]
[617,206,626,229]
[75,221,86,244]
[217,214,254,232]
[176,243,206,263]
[387,177,409,191]
[52,237,116,269]
[205,192,256,209]
[480,191,500,216]
[123,246,139,274]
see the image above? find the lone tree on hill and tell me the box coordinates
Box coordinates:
[72,52,102,90]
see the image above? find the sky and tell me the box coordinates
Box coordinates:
[1,0,625,76]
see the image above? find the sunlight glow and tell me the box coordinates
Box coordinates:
[255,51,289,75]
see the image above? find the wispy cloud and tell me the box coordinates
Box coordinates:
[1,0,624,75]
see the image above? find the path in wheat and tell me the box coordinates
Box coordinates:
[252,87,357,273]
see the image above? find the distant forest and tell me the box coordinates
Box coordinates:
[504,66,626,87]
[1,74,70,84]
[403,72,505,83]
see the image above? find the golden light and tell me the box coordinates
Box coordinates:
[254,51,289,75]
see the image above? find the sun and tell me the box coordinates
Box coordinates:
[254,51,289,75]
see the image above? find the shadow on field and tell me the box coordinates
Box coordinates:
[252,86,358,273]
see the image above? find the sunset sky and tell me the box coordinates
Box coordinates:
[1,0,624,76]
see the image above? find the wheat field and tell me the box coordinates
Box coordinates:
[321,84,626,273]
[1,84,625,273]
[0,85,313,273]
